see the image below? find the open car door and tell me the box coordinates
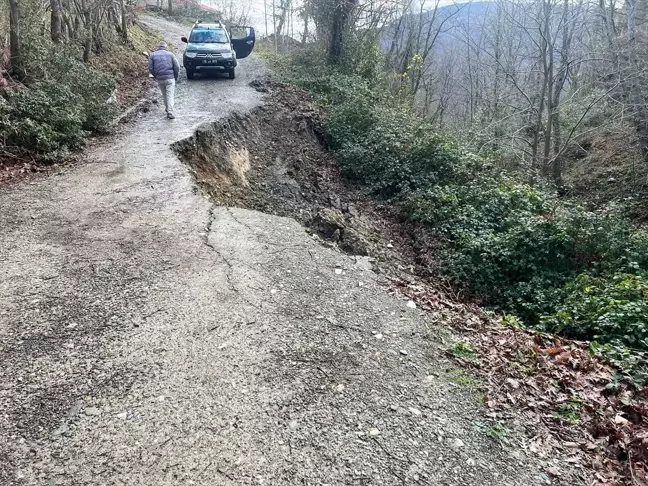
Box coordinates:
[230,26,256,59]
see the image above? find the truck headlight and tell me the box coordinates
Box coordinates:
[185,51,197,58]
[221,51,233,59]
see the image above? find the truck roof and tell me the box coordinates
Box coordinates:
[193,20,224,28]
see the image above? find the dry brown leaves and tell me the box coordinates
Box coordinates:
[388,276,648,486]
[0,156,44,185]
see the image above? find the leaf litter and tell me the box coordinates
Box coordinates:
[389,276,647,486]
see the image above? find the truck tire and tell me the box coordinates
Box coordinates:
[228,68,236,79]
[186,69,195,80]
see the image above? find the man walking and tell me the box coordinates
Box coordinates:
[149,41,180,119]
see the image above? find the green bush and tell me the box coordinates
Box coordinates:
[25,39,117,133]
[0,81,86,157]
[297,73,379,108]
[590,341,648,387]
[405,173,648,325]
[542,273,648,349]
[320,76,461,197]
[1,33,117,159]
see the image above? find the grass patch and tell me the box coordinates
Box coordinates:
[451,371,483,392]
[554,391,582,424]
[475,419,513,447]
[449,342,482,365]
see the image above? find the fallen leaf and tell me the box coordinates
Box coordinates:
[554,351,573,365]
[613,414,630,426]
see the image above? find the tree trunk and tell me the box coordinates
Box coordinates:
[540,0,555,178]
[8,0,25,80]
[549,0,574,185]
[329,12,343,63]
[74,16,81,38]
[272,0,277,51]
[542,60,554,179]
[329,0,356,64]
[50,0,62,43]
[386,3,406,68]
[626,0,636,46]
[492,2,503,145]
[302,15,309,45]
[120,0,128,42]
[623,0,648,160]
[551,111,562,183]
[532,0,552,171]
[93,25,104,54]
[276,0,289,37]
[81,0,94,62]
[83,25,93,62]
[168,0,173,15]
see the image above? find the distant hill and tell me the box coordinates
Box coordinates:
[381,2,497,54]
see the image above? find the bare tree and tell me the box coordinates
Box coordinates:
[119,0,128,42]
[8,0,25,80]
[302,0,648,179]
[51,0,63,43]
[276,0,290,37]
[329,0,358,63]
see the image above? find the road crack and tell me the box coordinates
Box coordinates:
[203,205,237,294]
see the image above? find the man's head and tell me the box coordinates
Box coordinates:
[158,41,167,50]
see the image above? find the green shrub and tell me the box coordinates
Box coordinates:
[320,77,461,197]
[405,171,550,240]
[542,273,648,349]
[298,73,379,108]
[24,38,117,133]
[1,31,117,159]
[0,81,86,157]
[406,172,648,324]
[590,341,648,387]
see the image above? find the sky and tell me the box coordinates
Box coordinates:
[199,0,272,34]
[200,0,471,37]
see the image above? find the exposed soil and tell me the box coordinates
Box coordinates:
[174,78,427,276]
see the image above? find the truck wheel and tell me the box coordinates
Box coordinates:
[186,69,195,80]
[228,68,236,79]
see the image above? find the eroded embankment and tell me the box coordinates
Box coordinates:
[172,80,396,259]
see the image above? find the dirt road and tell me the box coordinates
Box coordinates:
[0,17,573,486]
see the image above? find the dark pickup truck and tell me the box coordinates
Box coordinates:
[181,20,256,80]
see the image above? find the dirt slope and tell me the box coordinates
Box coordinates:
[0,17,583,486]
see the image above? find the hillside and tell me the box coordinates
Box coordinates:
[377,0,648,218]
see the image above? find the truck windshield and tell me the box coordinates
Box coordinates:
[189,29,228,43]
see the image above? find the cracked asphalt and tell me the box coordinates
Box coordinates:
[0,16,578,486]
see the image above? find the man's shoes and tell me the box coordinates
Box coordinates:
[167,113,175,119]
